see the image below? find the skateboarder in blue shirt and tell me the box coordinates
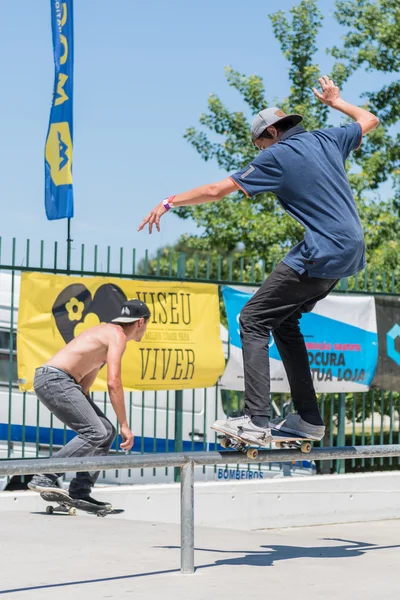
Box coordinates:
[138,76,379,447]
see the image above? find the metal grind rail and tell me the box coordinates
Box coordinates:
[1,444,400,574]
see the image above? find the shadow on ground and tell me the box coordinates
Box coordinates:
[1,538,399,595]
[164,537,400,568]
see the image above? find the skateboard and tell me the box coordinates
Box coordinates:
[212,426,313,460]
[40,491,123,518]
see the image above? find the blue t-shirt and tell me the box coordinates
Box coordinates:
[230,123,365,279]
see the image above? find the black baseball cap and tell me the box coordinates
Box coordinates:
[112,299,151,324]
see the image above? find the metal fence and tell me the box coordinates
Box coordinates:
[0,236,399,482]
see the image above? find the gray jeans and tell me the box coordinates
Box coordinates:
[34,366,116,495]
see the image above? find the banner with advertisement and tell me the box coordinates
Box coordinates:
[45,0,74,220]
[220,285,379,393]
[17,273,225,392]
[370,295,400,390]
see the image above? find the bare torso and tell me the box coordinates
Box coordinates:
[45,323,123,383]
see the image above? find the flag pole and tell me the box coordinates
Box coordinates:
[67,218,72,273]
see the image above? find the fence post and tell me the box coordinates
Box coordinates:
[7,238,16,461]
[173,252,187,482]
[177,252,187,279]
[174,390,183,482]
[180,460,194,574]
[336,393,346,474]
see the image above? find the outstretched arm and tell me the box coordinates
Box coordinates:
[313,76,380,135]
[138,177,239,234]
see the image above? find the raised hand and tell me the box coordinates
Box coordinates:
[312,76,340,107]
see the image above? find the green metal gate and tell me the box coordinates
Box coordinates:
[0,235,399,480]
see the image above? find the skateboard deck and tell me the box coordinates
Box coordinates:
[212,425,313,460]
[40,491,123,517]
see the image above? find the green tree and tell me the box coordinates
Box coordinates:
[161,0,400,286]
[136,235,269,284]
[331,0,400,272]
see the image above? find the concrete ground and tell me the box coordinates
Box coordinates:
[0,510,399,599]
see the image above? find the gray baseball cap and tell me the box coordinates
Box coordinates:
[251,107,303,141]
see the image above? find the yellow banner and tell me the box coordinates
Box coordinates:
[17,273,225,392]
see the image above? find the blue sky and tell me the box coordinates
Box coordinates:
[0,0,393,270]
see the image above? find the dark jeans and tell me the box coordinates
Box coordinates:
[34,366,116,495]
[239,262,338,419]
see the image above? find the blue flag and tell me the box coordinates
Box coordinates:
[45,0,74,220]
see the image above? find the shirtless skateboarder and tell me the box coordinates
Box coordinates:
[28,298,151,506]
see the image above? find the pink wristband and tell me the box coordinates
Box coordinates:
[162,195,175,211]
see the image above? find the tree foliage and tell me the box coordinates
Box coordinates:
[331,0,400,271]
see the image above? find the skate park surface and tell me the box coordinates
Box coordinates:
[1,503,399,599]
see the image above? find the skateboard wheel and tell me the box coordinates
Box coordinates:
[68,507,77,516]
[247,448,258,460]
[220,437,232,449]
[275,442,283,449]
[46,506,54,514]
[97,513,106,518]
[300,442,312,453]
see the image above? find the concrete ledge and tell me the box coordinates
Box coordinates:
[192,471,400,529]
[1,471,399,530]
